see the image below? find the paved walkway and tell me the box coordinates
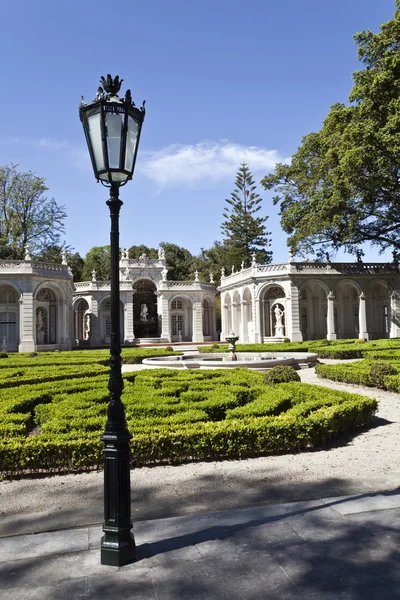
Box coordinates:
[1,491,399,599]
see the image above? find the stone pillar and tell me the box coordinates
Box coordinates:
[289,284,302,342]
[254,298,261,343]
[231,302,237,335]
[192,297,204,343]
[159,294,170,342]
[124,296,135,343]
[327,291,337,340]
[60,300,71,349]
[89,297,101,347]
[240,301,247,343]
[358,292,368,340]
[18,292,35,352]
[221,301,227,341]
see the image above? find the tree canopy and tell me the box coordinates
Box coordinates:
[262,2,400,259]
[222,163,272,267]
[0,164,67,259]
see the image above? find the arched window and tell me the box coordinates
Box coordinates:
[203,299,210,336]
[36,288,57,344]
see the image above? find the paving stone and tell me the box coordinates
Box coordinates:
[87,568,155,599]
[0,528,89,561]
[0,577,89,599]
[320,491,400,515]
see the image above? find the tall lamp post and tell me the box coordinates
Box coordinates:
[79,75,145,566]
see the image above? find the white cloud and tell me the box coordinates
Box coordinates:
[139,140,289,188]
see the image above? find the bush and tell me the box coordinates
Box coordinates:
[0,353,8,359]
[29,352,38,358]
[283,337,291,343]
[263,365,301,385]
[165,346,173,352]
[369,362,397,389]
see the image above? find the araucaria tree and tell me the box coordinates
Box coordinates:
[262,1,400,259]
[221,163,272,267]
[0,164,67,259]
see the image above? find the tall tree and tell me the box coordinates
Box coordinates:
[221,163,272,267]
[159,242,195,280]
[262,2,400,259]
[0,164,67,259]
[81,246,111,281]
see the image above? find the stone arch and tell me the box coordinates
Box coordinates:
[202,295,214,338]
[35,286,59,345]
[74,298,90,342]
[170,294,192,342]
[364,279,391,339]
[332,279,363,339]
[133,278,158,338]
[299,280,329,340]
[258,284,286,339]
[98,296,125,344]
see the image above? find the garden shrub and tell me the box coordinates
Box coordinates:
[368,362,397,389]
[0,352,8,359]
[263,365,301,384]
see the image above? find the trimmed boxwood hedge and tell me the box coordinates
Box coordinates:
[0,352,377,476]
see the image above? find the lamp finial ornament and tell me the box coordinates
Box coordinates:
[100,74,123,97]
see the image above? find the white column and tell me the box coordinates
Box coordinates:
[327,291,337,340]
[159,294,170,341]
[289,284,302,342]
[254,298,261,343]
[192,298,204,342]
[18,292,35,352]
[240,301,247,343]
[124,297,134,343]
[221,302,227,341]
[358,292,368,340]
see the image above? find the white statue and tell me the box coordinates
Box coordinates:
[274,305,284,337]
[209,272,214,283]
[241,261,245,271]
[140,303,148,322]
[251,252,257,266]
[61,249,67,265]
[161,266,168,281]
[194,270,199,282]
[84,312,91,340]
[91,269,96,282]
[24,245,31,261]
[139,253,148,265]
[123,267,130,281]
[158,247,165,260]
[221,267,225,277]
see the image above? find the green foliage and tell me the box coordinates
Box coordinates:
[81,245,111,281]
[262,4,400,258]
[0,352,8,359]
[159,242,195,280]
[368,362,398,389]
[0,353,377,476]
[36,245,84,282]
[0,164,67,259]
[263,365,301,385]
[221,163,272,268]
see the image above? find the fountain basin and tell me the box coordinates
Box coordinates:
[142,352,318,371]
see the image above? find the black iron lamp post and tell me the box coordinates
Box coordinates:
[79,75,145,567]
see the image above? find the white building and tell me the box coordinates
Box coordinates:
[0,248,218,352]
[219,258,400,343]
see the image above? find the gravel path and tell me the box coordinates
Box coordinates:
[1,361,400,530]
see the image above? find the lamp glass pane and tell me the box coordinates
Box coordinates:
[125,116,139,172]
[87,111,105,171]
[106,112,123,169]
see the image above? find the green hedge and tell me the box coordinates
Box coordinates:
[0,359,377,475]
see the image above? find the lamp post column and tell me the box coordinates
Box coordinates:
[100,183,136,567]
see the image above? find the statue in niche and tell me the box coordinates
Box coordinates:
[36,309,46,344]
[140,303,148,322]
[274,305,284,337]
[83,312,91,340]
[123,267,130,281]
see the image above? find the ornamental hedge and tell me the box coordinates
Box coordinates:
[0,351,377,476]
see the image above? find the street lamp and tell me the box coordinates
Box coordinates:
[79,75,145,567]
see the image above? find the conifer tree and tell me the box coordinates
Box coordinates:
[221,163,272,267]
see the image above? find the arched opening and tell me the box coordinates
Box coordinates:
[100,298,124,344]
[299,283,328,340]
[0,285,19,352]
[260,286,285,338]
[365,281,390,339]
[36,288,57,345]
[334,282,360,339]
[203,299,210,337]
[74,298,90,343]
[170,296,192,341]
[133,279,158,338]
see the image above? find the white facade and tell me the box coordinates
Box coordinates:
[219,260,400,343]
[72,250,218,347]
[0,257,74,353]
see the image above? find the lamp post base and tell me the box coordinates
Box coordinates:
[101,529,136,566]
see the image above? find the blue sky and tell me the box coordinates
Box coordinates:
[0,0,396,264]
